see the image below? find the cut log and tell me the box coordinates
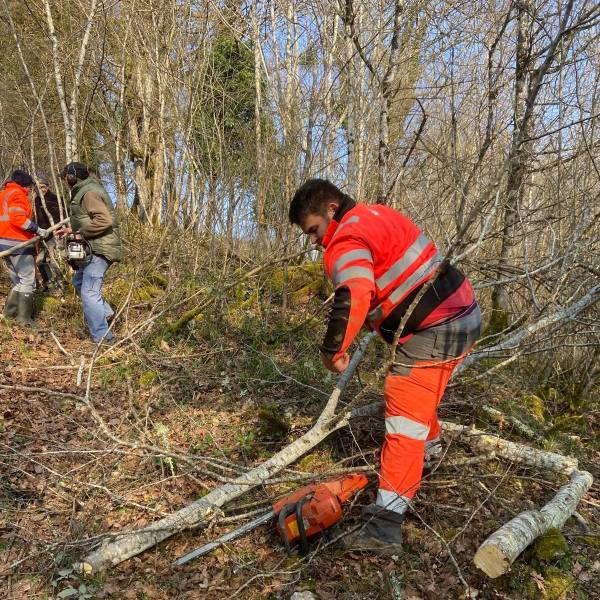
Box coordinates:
[76,333,377,573]
[474,470,593,578]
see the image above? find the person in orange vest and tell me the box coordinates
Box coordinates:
[289,179,481,553]
[1,170,49,326]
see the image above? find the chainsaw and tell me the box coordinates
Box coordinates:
[174,473,369,565]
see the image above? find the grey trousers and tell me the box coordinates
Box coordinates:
[3,253,36,293]
[390,305,482,376]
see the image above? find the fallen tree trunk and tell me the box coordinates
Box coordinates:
[77,333,377,573]
[440,421,578,474]
[474,470,593,578]
[76,287,599,574]
[456,284,600,376]
[0,217,70,258]
[351,406,592,577]
[439,422,592,577]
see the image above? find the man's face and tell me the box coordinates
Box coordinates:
[300,202,338,246]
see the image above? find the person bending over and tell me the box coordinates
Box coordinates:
[289,179,481,553]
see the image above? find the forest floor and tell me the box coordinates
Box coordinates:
[1,263,599,600]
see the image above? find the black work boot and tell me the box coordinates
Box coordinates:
[341,504,405,555]
[3,289,19,318]
[15,292,37,328]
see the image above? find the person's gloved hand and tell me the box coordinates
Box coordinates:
[321,351,350,373]
[36,227,49,239]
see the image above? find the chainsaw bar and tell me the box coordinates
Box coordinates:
[174,510,275,565]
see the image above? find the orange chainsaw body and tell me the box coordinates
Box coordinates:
[272,473,368,551]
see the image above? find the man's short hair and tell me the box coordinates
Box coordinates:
[9,170,34,188]
[289,179,353,225]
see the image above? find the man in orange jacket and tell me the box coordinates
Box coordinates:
[289,179,480,553]
[1,170,49,326]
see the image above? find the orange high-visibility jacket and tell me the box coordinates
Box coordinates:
[0,182,38,254]
[321,200,476,361]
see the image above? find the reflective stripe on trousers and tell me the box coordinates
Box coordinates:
[376,308,480,514]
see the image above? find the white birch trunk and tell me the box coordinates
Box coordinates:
[43,0,75,161]
[474,471,593,578]
[76,333,377,573]
[69,0,98,149]
[440,421,578,474]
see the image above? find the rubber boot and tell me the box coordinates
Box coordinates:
[3,289,19,318]
[15,292,37,328]
[341,504,405,555]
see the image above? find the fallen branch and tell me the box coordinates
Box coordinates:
[438,422,592,577]
[76,332,377,573]
[456,284,600,376]
[474,470,593,578]
[0,217,69,258]
[440,421,578,474]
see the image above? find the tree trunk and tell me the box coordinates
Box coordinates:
[474,471,593,578]
[252,2,268,247]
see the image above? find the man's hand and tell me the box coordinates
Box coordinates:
[321,352,350,373]
[36,228,49,239]
[55,226,72,239]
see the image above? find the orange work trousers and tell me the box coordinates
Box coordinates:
[376,307,480,514]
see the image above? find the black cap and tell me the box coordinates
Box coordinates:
[9,169,34,188]
[59,161,89,181]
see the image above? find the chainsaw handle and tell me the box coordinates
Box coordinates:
[295,495,312,556]
[277,503,296,555]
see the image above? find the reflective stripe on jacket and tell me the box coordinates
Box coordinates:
[320,200,473,361]
[0,182,37,254]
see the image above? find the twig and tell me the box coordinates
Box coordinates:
[50,331,74,363]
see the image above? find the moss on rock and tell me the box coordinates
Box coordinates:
[534,528,569,561]
[269,262,329,303]
[35,294,63,315]
[542,566,575,599]
[107,278,164,305]
[581,535,600,550]
[257,404,290,439]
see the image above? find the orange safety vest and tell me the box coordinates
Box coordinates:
[321,201,473,361]
[0,182,36,254]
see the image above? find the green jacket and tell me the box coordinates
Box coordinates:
[70,178,122,262]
